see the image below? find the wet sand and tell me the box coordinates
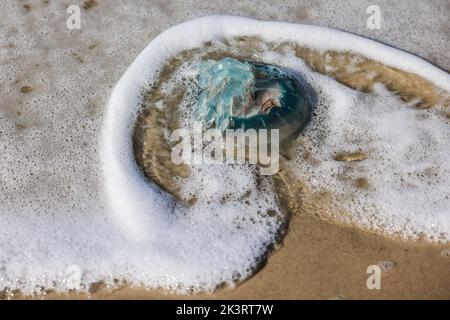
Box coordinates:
[38,210,450,300]
[2,0,450,300]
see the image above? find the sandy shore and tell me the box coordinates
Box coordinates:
[39,210,450,300]
[2,0,450,299]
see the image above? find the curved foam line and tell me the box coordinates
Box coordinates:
[101,15,450,239]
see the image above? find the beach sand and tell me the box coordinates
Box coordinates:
[2,0,450,299]
[40,210,450,299]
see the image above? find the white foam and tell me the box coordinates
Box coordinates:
[103,16,450,239]
[265,51,450,240]
[1,15,449,295]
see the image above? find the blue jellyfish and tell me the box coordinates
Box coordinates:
[194,57,313,140]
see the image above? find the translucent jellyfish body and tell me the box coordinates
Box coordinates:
[194,57,313,140]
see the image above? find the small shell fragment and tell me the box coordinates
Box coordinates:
[377,260,396,273]
[334,151,367,162]
[20,86,33,94]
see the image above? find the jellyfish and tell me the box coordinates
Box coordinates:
[194,57,313,141]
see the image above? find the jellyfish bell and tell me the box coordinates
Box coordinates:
[194,58,313,142]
